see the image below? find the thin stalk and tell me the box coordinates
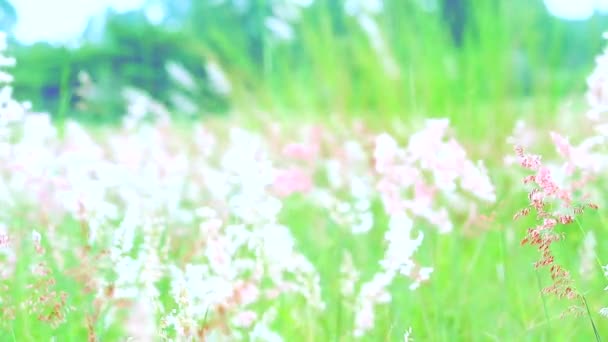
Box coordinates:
[582,295,602,342]
[535,269,552,341]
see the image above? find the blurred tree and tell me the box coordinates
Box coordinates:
[0,0,16,33]
[441,0,467,46]
[10,4,231,123]
[4,0,607,124]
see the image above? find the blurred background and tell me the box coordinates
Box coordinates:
[1,0,607,139]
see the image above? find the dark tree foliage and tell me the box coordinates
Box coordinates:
[441,0,467,46]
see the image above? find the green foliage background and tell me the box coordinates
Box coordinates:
[2,0,607,134]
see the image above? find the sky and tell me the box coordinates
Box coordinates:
[544,0,608,20]
[13,0,146,44]
[10,0,608,44]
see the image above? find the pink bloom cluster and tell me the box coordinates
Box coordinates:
[514,144,596,298]
[374,120,495,233]
[349,120,495,337]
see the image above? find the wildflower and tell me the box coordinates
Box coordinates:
[380,213,425,279]
[166,61,196,91]
[515,145,542,170]
[0,227,9,248]
[344,0,383,16]
[206,60,232,95]
[578,231,597,280]
[125,300,156,341]
[272,168,312,197]
[32,230,43,254]
[250,321,283,342]
[353,271,393,337]
[265,17,295,41]
[374,133,399,173]
[233,310,257,328]
[340,252,360,297]
[283,142,317,161]
[512,144,594,300]
[586,45,608,119]
[356,14,400,78]
[248,307,282,341]
[404,327,413,342]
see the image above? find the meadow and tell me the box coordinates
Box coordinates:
[2,1,608,341]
